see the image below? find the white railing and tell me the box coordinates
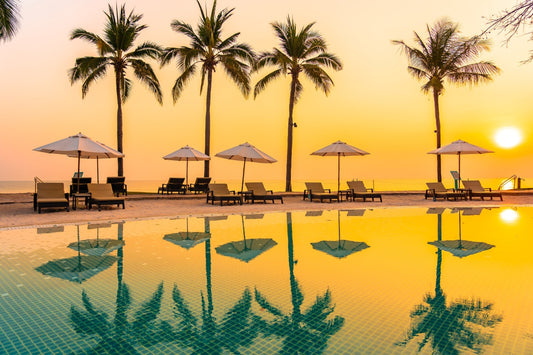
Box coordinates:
[34,176,44,193]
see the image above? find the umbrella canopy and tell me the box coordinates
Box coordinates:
[67,224,124,256]
[311,140,369,192]
[215,142,277,192]
[163,218,211,250]
[427,139,493,179]
[311,210,370,259]
[163,145,210,186]
[33,132,123,187]
[35,255,117,283]
[427,240,494,258]
[68,141,124,183]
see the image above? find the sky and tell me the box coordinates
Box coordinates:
[1,0,532,188]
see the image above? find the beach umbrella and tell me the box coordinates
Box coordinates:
[215,215,277,262]
[67,224,124,256]
[311,140,369,192]
[427,139,493,180]
[164,217,211,250]
[68,141,124,183]
[163,145,210,186]
[215,142,277,193]
[33,132,123,190]
[311,210,369,259]
[35,254,117,283]
[428,209,494,258]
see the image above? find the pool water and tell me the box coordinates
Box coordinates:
[0,207,532,354]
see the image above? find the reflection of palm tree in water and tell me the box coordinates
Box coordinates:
[254,212,345,354]
[70,223,170,354]
[171,219,260,354]
[397,214,503,354]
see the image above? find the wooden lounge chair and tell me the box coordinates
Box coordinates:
[87,183,125,211]
[34,183,69,213]
[346,180,382,202]
[462,180,503,201]
[206,183,242,205]
[425,182,467,201]
[158,177,186,194]
[304,182,339,203]
[245,182,283,204]
[189,177,212,194]
[69,177,92,194]
[106,176,127,196]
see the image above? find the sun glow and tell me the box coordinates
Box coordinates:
[494,127,522,149]
[500,208,519,223]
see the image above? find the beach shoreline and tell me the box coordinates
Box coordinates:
[1,191,532,230]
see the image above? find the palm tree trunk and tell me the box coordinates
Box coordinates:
[285,77,297,192]
[115,70,124,177]
[433,89,442,182]
[204,69,213,178]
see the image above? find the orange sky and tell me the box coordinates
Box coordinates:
[1,0,532,187]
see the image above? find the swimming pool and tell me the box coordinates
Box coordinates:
[0,207,531,354]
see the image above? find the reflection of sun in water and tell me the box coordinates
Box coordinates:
[494,127,522,148]
[500,208,519,223]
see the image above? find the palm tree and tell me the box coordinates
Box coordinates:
[393,19,499,182]
[69,4,163,177]
[161,0,255,178]
[254,213,345,353]
[254,17,342,192]
[396,214,503,354]
[0,0,20,41]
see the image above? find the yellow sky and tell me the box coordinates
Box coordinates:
[1,0,532,186]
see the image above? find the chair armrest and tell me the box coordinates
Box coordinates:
[267,190,274,194]
[65,193,70,200]
[485,187,492,191]
[325,188,331,192]
[367,188,374,192]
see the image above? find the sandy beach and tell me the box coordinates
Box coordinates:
[1,190,532,230]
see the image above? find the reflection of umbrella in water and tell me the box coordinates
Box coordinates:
[164,217,211,250]
[215,215,277,262]
[36,225,117,282]
[311,210,369,258]
[68,224,124,256]
[428,209,494,258]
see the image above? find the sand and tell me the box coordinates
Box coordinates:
[1,191,532,230]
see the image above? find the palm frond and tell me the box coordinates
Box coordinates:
[303,53,343,70]
[130,59,163,104]
[171,64,197,103]
[302,64,334,95]
[78,63,108,98]
[254,288,284,317]
[126,41,162,60]
[0,0,20,41]
[253,68,283,98]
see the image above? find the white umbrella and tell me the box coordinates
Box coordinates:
[311,140,369,192]
[33,132,123,189]
[427,139,493,179]
[215,142,277,193]
[68,141,124,183]
[163,145,210,186]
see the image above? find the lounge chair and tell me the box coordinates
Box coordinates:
[34,183,69,213]
[245,182,283,204]
[462,180,503,201]
[346,180,382,202]
[206,183,242,205]
[106,176,127,196]
[189,177,212,194]
[70,177,92,194]
[425,182,467,201]
[304,182,339,203]
[158,177,186,194]
[87,183,125,211]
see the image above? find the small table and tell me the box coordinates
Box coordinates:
[338,190,351,202]
[72,193,91,210]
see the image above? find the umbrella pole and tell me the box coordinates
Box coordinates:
[97,156,100,183]
[337,153,341,192]
[458,153,461,181]
[338,210,341,248]
[241,158,246,194]
[77,151,81,193]
[458,211,462,249]
[241,214,248,250]
[186,159,189,187]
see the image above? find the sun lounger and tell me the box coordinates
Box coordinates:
[106,176,127,196]
[346,180,382,202]
[425,182,467,201]
[207,183,242,205]
[70,177,92,194]
[87,183,125,211]
[158,177,186,194]
[245,182,283,204]
[304,182,339,203]
[462,180,503,201]
[34,183,69,213]
[189,177,211,194]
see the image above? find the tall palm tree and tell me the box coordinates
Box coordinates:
[0,0,20,41]
[254,17,342,192]
[393,19,499,182]
[161,0,255,178]
[254,213,345,353]
[69,4,163,177]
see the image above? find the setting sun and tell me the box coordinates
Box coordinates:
[494,127,523,148]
